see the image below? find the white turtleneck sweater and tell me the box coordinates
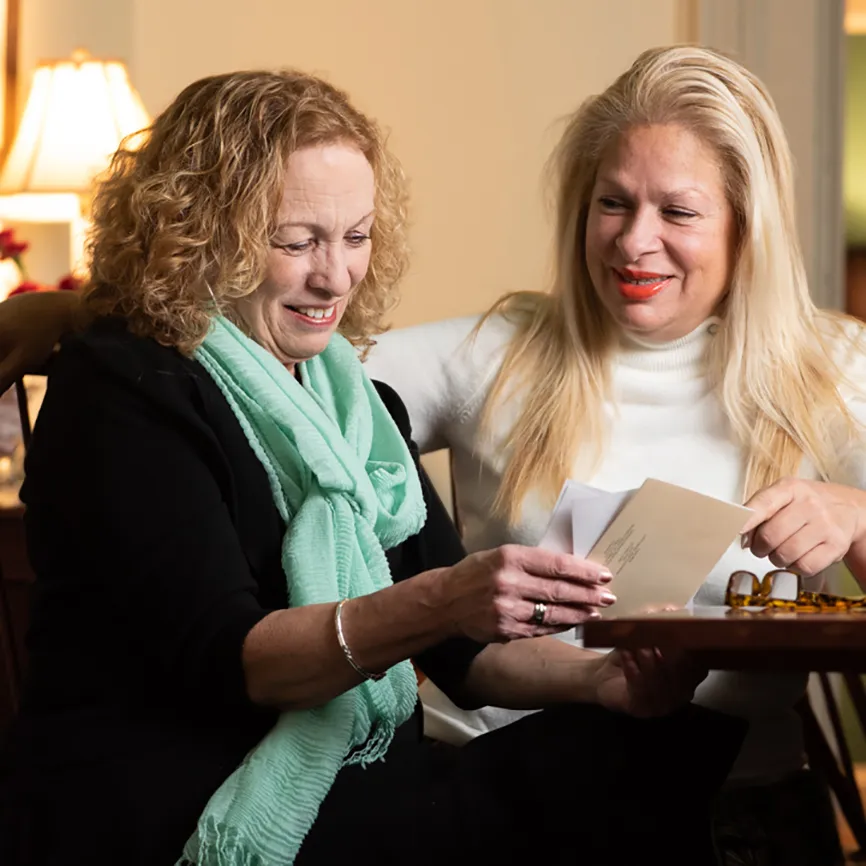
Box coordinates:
[364,313,866,783]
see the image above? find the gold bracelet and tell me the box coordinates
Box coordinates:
[334,599,386,682]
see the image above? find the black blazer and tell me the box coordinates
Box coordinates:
[0,318,482,864]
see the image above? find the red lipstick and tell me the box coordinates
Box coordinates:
[614,268,672,301]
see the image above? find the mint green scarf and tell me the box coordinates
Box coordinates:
[180,317,425,865]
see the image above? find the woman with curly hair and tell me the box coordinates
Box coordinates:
[0,70,744,866]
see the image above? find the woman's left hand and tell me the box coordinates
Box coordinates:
[741,478,866,576]
[592,648,706,718]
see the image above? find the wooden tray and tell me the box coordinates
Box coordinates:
[581,605,866,671]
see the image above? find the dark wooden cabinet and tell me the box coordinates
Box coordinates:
[0,503,32,734]
[848,247,866,321]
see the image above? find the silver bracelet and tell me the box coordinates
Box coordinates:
[334,599,386,682]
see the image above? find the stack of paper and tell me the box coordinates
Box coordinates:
[540,478,751,617]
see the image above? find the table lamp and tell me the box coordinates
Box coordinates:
[0,48,150,273]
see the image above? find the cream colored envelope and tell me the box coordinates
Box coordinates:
[582,478,752,617]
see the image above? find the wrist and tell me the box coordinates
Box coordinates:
[327,575,462,679]
[411,566,463,641]
[334,599,385,681]
[581,652,609,705]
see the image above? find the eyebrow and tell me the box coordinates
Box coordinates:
[661,187,705,199]
[275,210,375,232]
[595,179,706,199]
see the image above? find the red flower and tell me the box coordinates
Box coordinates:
[8,281,42,297]
[57,274,82,292]
[4,241,28,258]
[0,228,28,261]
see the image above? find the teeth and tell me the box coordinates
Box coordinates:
[623,276,666,285]
[295,306,333,320]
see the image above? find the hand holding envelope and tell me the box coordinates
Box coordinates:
[540,478,752,617]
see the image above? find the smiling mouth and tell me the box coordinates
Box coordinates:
[614,268,673,301]
[285,304,337,325]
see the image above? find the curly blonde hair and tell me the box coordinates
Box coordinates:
[84,70,409,354]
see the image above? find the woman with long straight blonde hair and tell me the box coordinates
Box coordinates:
[366,46,864,864]
[0,46,861,863]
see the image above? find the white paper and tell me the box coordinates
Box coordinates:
[538,480,634,646]
[538,479,634,555]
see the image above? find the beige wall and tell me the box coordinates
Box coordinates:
[129,0,684,326]
[18,0,685,322]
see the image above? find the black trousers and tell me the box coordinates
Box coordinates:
[296,702,747,866]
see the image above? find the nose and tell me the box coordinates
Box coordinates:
[615,206,662,263]
[307,242,353,297]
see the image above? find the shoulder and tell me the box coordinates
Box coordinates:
[59,316,199,376]
[816,312,866,367]
[36,317,222,458]
[369,314,513,360]
[27,317,276,527]
[815,312,866,401]
[372,379,412,441]
[365,313,517,413]
[813,313,866,485]
[51,317,206,411]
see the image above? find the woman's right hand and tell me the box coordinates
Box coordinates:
[593,648,707,718]
[437,544,615,643]
[0,290,83,392]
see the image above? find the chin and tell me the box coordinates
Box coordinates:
[614,306,666,333]
[286,332,334,363]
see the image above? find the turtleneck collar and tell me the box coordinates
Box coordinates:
[617,316,722,374]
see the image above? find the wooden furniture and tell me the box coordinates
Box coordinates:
[583,606,866,671]
[848,246,866,321]
[0,500,31,733]
[584,606,866,856]
[0,378,35,734]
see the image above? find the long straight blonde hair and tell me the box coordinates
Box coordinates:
[483,46,864,522]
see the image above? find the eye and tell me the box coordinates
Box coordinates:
[346,232,371,248]
[598,196,627,212]
[663,208,697,221]
[274,239,314,255]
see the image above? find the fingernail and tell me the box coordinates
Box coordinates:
[600,591,617,606]
[588,611,602,620]
[740,532,751,549]
[597,568,613,584]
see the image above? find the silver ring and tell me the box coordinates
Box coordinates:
[531,601,547,626]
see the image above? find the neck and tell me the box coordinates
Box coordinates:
[617,316,721,374]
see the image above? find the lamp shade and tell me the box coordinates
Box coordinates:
[0,50,150,196]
